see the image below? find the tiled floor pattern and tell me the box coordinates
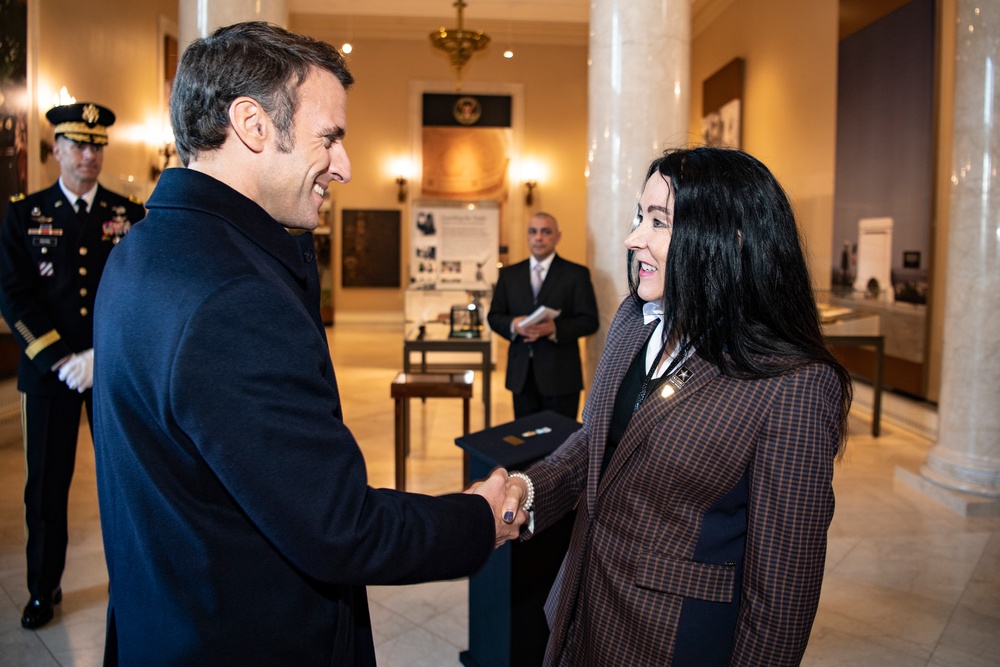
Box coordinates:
[1,322,997,666]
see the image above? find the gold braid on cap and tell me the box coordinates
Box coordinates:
[54,121,108,145]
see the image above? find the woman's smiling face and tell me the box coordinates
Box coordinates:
[625,172,674,303]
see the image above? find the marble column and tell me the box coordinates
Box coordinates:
[585,0,690,379]
[178,0,287,50]
[921,1,1000,498]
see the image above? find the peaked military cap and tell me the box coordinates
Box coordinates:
[46,102,116,145]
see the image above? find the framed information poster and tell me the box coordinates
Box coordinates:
[409,200,498,291]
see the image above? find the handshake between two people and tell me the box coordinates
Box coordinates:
[464,468,531,548]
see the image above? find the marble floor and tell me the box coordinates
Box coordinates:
[1,322,997,666]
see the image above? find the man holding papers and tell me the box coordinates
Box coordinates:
[488,212,598,419]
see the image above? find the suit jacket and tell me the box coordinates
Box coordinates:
[487,255,598,396]
[525,298,842,666]
[0,182,144,394]
[92,169,495,666]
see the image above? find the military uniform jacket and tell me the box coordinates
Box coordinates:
[525,298,842,666]
[0,182,143,394]
[92,168,495,666]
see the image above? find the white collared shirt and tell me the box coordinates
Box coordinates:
[642,301,689,379]
[530,253,555,283]
[59,179,98,212]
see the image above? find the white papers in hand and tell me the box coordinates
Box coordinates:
[520,305,561,327]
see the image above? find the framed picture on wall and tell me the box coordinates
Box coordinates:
[701,58,744,149]
[341,209,401,288]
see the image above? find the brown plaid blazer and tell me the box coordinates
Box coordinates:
[524,298,842,666]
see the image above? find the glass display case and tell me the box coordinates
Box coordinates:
[816,289,887,436]
[403,288,495,427]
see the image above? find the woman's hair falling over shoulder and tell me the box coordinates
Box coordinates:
[628,146,852,454]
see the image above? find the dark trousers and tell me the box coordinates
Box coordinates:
[512,360,580,420]
[22,391,91,598]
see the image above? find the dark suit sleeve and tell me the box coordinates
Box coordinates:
[731,364,841,665]
[172,276,496,586]
[487,267,517,340]
[0,198,73,371]
[552,264,598,345]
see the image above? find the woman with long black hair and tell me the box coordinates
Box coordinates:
[503,146,852,666]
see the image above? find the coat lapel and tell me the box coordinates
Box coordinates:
[534,255,560,304]
[596,352,720,501]
[583,305,656,517]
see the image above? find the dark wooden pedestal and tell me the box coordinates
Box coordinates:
[455,411,583,667]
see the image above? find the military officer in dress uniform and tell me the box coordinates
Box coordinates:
[0,102,144,630]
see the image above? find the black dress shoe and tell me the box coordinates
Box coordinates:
[20,596,54,629]
[21,587,61,630]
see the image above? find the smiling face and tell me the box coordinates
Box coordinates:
[258,67,352,230]
[625,172,674,303]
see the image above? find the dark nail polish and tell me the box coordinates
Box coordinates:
[503,511,514,523]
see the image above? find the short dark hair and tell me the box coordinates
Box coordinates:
[628,146,852,451]
[170,21,353,164]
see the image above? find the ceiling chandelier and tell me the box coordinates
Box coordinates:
[430,0,490,90]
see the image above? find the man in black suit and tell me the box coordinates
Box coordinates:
[488,212,599,420]
[0,102,144,630]
[91,23,519,666]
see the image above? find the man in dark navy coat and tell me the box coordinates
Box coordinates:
[0,101,143,630]
[92,22,520,667]
[488,212,599,419]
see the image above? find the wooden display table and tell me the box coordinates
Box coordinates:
[404,323,493,427]
[391,371,473,491]
[821,309,884,437]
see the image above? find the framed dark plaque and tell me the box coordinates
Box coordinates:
[341,209,401,288]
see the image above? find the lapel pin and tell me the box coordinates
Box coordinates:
[668,365,692,390]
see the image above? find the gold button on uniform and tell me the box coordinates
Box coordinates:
[80,307,88,316]
[79,288,88,297]
[79,267,87,276]
[79,247,88,256]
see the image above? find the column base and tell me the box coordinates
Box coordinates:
[895,465,1000,517]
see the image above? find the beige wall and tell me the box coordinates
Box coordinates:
[28,0,178,200]
[290,20,589,320]
[690,0,841,291]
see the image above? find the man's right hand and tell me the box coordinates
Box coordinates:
[465,468,526,547]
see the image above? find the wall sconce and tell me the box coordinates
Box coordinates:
[389,156,413,204]
[524,181,538,206]
[150,142,176,181]
[150,125,176,181]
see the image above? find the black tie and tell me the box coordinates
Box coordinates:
[75,198,88,217]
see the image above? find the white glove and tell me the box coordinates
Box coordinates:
[57,348,95,392]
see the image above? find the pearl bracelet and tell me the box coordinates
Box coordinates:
[508,471,535,512]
